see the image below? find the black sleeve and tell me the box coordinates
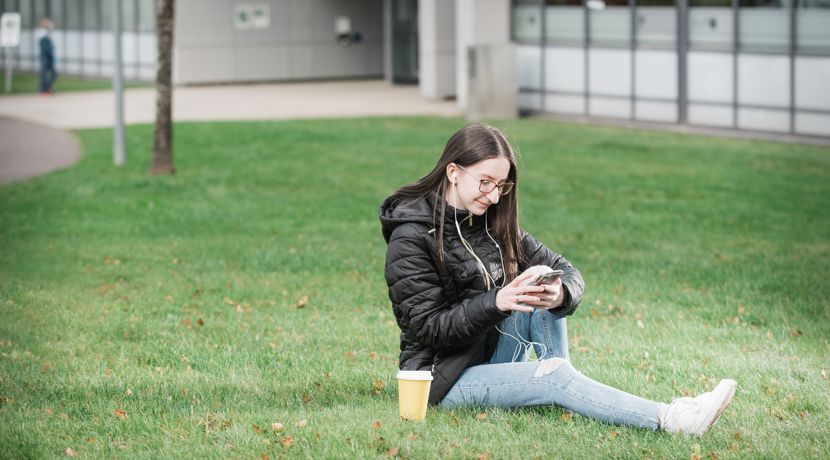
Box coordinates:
[385,223,508,350]
[520,230,585,316]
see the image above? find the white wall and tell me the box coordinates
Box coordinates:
[455,0,511,110]
[419,0,456,99]
[174,0,384,84]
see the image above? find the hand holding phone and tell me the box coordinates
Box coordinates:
[531,269,564,285]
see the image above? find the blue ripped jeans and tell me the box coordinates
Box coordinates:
[439,309,662,429]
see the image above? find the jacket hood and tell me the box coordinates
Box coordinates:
[379,195,434,243]
[380,193,485,243]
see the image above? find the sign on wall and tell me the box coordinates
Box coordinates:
[234,3,270,30]
[1,12,21,47]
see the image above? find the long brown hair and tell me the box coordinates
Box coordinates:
[389,123,524,282]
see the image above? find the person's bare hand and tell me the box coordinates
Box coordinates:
[495,271,547,313]
[531,277,565,310]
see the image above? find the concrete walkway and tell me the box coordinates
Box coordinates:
[0,116,81,186]
[0,79,462,185]
[0,79,461,129]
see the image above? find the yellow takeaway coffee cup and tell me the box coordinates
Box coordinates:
[396,370,433,421]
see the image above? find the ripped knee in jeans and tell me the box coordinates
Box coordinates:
[534,357,570,378]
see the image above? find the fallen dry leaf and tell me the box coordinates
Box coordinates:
[280,435,294,447]
[260,453,269,460]
[65,447,78,457]
[296,419,308,428]
[368,351,378,360]
[110,439,127,450]
[387,446,400,457]
[476,413,487,421]
[297,295,308,309]
[113,409,127,418]
[373,420,382,430]
[406,432,416,441]
[182,319,192,328]
[561,412,573,422]
[272,422,284,432]
[197,318,205,326]
[252,423,263,434]
[373,380,386,395]
[609,430,619,438]
[691,454,702,460]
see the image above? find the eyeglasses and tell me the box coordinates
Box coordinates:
[457,165,514,196]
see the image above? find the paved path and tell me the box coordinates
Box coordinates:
[0,116,81,186]
[0,80,462,184]
[0,80,461,129]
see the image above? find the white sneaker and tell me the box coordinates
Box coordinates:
[661,379,737,436]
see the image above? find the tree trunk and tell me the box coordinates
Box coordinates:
[151,0,175,175]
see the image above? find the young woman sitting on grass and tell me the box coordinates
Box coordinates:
[379,123,736,435]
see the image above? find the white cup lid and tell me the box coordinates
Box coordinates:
[396,370,433,381]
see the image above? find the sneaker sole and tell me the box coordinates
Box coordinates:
[695,379,737,435]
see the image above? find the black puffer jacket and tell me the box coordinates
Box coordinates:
[380,194,584,404]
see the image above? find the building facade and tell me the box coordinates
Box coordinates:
[2,0,829,137]
[512,0,830,137]
[0,0,157,81]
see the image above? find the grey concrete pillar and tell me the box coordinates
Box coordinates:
[418,0,456,99]
[455,0,511,110]
[384,0,393,83]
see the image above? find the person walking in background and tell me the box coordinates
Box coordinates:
[37,18,57,95]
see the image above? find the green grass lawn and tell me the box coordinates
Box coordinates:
[1,71,148,95]
[1,117,829,458]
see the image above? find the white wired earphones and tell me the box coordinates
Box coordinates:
[449,171,547,362]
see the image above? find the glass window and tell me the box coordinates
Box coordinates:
[137,0,154,32]
[545,1,584,44]
[66,0,81,30]
[513,0,542,43]
[101,0,136,31]
[740,0,786,5]
[83,0,98,30]
[34,0,46,24]
[636,0,676,47]
[589,1,631,46]
[51,0,63,28]
[101,0,110,30]
[689,1,733,51]
[20,0,32,28]
[798,0,830,53]
[739,0,790,52]
[113,0,136,31]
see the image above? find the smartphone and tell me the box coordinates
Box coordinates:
[532,270,564,285]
